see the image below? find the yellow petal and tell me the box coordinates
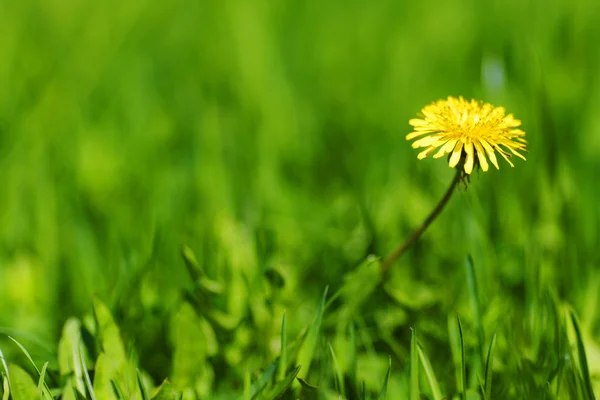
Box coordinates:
[464,141,474,174]
[448,141,463,168]
[406,130,434,141]
[409,118,429,127]
[433,138,458,159]
[473,141,489,171]
[412,134,443,149]
[417,146,436,160]
[503,114,521,127]
[504,145,527,160]
[494,145,514,167]
[479,138,500,170]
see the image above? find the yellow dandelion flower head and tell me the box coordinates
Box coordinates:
[406,96,527,174]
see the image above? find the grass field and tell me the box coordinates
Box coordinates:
[1,0,599,398]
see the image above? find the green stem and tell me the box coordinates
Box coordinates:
[380,168,462,275]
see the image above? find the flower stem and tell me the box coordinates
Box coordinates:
[380,168,463,275]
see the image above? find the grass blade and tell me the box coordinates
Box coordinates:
[8,364,38,399]
[137,369,149,400]
[264,365,301,399]
[549,290,564,398]
[0,347,9,389]
[296,377,319,395]
[418,344,443,400]
[448,315,461,393]
[2,375,9,400]
[378,355,391,400]
[181,244,203,282]
[151,379,182,400]
[37,362,48,400]
[570,312,595,400]
[328,343,345,396]
[79,342,96,400]
[111,379,126,399]
[58,318,86,395]
[249,361,276,398]
[410,328,419,400]
[296,286,329,380]
[564,331,586,400]
[8,337,52,399]
[277,312,287,382]
[349,323,357,392]
[465,255,485,369]
[457,315,467,400]
[483,333,496,400]
[244,369,251,400]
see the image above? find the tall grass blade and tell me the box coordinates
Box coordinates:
[457,315,467,400]
[249,361,276,398]
[546,289,564,397]
[7,337,52,399]
[37,362,48,400]
[483,333,496,400]
[410,328,419,400]
[8,364,38,399]
[243,369,251,400]
[151,379,181,400]
[277,312,287,382]
[79,342,96,400]
[349,323,357,391]
[2,375,9,400]
[111,380,126,399]
[465,255,485,369]
[181,244,203,282]
[0,347,9,387]
[378,355,391,400]
[296,286,329,380]
[296,377,319,395]
[328,343,345,396]
[264,365,301,399]
[137,369,150,400]
[418,344,443,400]
[565,331,585,400]
[58,318,86,395]
[448,315,461,392]
[570,312,595,400]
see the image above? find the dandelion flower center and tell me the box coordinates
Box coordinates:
[406,96,527,174]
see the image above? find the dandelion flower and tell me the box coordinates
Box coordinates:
[406,96,527,174]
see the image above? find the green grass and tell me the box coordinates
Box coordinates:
[1,0,600,398]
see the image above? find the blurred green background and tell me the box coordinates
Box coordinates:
[1,0,599,398]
